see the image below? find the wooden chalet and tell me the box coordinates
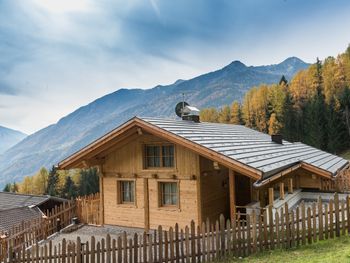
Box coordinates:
[58,112,349,230]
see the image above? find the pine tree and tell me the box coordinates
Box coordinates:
[62,176,77,199]
[79,168,99,196]
[281,88,297,141]
[304,59,328,150]
[47,166,59,196]
[340,87,350,138]
[3,183,11,192]
[304,87,328,150]
[327,98,347,153]
[279,75,288,86]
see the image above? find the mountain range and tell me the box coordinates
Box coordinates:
[0,57,309,187]
[0,126,26,155]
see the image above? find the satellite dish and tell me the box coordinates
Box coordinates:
[175,101,189,117]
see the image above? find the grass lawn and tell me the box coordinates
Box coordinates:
[341,149,350,160]
[227,235,350,262]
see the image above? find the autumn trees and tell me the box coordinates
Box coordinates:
[5,166,100,198]
[200,46,350,154]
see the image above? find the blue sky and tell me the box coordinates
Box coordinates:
[1,0,350,134]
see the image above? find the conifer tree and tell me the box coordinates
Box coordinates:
[62,176,77,199]
[79,168,99,196]
[340,87,350,138]
[304,86,328,150]
[279,75,288,86]
[3,183,11,192]
[281,88,297,141]
[47,165,59,196]
[327,98,347,153]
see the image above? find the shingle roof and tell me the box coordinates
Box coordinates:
[0,192,64,211]
[140,117,349,179]
[0,207,42,233]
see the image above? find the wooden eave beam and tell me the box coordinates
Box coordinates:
[300,163,332,179]
[58,119,139,169]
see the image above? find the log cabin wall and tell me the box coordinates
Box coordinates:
[199,156,230,223]
[101,134,200,230]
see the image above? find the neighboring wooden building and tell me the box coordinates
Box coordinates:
[58,115,349,230]
[0,192,66,233]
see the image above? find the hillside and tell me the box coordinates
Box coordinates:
[0,57,309,186]
[0,126,26,154]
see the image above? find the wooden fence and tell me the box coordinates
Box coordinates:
[335,168,350,192]
[0,201,75,262]
[4,193,350,263]
[75,193,101,225]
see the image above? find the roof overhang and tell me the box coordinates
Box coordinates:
[253,160,346,188]
[58,117,263,180]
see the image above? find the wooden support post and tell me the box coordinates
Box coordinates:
[144,178,150,232]
[229,170,236,221]
[288,178,293,194]
[280,182,285,200]
[98,165,105,225]
[268,187,274,205]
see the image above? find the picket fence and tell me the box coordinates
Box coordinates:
[75,193,101,225]
[3,193,350,263]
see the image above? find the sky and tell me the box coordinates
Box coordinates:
[1,0,350,134]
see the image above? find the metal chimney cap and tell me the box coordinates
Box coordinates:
[271,134,283,144]
[183,106,200,116]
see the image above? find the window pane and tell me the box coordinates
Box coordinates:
[121,181,134,203]
[145,146,161,167]
[161,182,178,206]
[162,145,174,167]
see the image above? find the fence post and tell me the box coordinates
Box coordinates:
[318,197,323,240]
[335,193,340,237]
[268,205,274,250]
[76,236,82,263]
[219,215,225,258]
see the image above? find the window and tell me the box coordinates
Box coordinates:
[159,182,178,206]
[118,180,135,204]
[144,144,175,168]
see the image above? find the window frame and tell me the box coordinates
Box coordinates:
[143,143,176,170]
[158,180,180,209]
[116,179,136,206]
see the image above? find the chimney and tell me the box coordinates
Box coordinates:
[271,134,283,144]
[182,106,200,123]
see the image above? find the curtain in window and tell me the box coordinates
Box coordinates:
[146,146,160,167]
[162,182,177,205]
[122,181,134,203]
[162,145,174,167]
